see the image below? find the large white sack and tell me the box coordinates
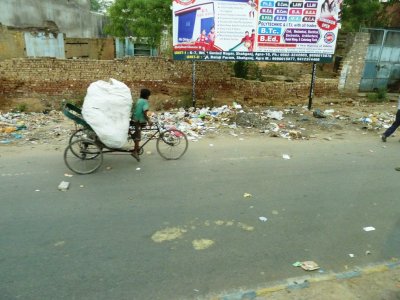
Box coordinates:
[82,79,132,148]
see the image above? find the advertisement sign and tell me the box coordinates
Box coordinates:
[172,0,343,62]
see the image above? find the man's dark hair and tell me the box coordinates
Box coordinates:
[140,88,151,99]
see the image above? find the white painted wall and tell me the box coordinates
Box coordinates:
[0,0,107,38]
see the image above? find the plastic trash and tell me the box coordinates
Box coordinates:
[293,261,320,271]
[16,125,27,130]
[360,117,372,124]
[11,133,22,139]
[313,109,326,118]
[3,127,17,133]
[300,261,320,271]
[233,102,242,109]
[269,123,280,132]
[58,181,70,191]
[266,110,284,120]
[363,226,375,232]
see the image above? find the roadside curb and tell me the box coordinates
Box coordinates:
[215,260,400,300]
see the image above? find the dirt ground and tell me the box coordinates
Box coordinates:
[253,267,400,300]
[1,96,400,300]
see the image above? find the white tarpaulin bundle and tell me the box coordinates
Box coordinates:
[82,79,132,148]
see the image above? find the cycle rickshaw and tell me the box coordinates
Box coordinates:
[63,103,188,175]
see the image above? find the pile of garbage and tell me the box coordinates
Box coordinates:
[0,110,72,146]
[153,104,306,141]
[155,106,290,140]
[156,104,396,141]
[154,105,343,141]
[0,102,396,146]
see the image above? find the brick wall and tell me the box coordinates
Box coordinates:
[230,76,339,103]
[0,57,339,105]
[0,57,232,97]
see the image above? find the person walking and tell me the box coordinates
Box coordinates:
[382,95,400,142]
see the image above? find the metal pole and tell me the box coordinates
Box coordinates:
[374,29,387,90]
[308,62,317,110]
[192,60,196,108]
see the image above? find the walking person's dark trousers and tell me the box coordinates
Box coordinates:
[384,109,400,137]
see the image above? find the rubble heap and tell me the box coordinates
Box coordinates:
[0,102,395,147]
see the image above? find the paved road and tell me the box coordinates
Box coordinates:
[1,133,400,299]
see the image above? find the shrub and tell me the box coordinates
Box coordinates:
[13,103,27,112]
[233,61,249,79]
[367,88,387,102]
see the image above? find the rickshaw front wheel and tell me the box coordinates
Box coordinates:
[156,129,188,160]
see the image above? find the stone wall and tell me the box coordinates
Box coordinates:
[0,57,339,106]
[339,32,370,95]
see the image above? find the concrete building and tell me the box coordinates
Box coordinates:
[0,0,107,38]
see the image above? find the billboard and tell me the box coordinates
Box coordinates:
[172,0,343,62]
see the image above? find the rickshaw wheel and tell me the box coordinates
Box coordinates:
[69,128,94,144]
[156,129,188,160]
[64,139,103,174]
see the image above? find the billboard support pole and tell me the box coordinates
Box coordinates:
[192,60,196,108]
[308,62,317,110]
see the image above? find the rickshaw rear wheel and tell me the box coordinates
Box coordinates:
[64,139,103,174]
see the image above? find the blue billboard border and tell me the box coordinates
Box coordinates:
[173,50,334,63]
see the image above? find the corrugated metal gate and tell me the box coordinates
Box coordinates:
[24,32,65,59]
[360,28,400,92]
[115,38,157,58]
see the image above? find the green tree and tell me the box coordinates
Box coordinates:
[105,0,171,48]
[90,0,101,12]
[90,0,110,12]
[341,0,399,32]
